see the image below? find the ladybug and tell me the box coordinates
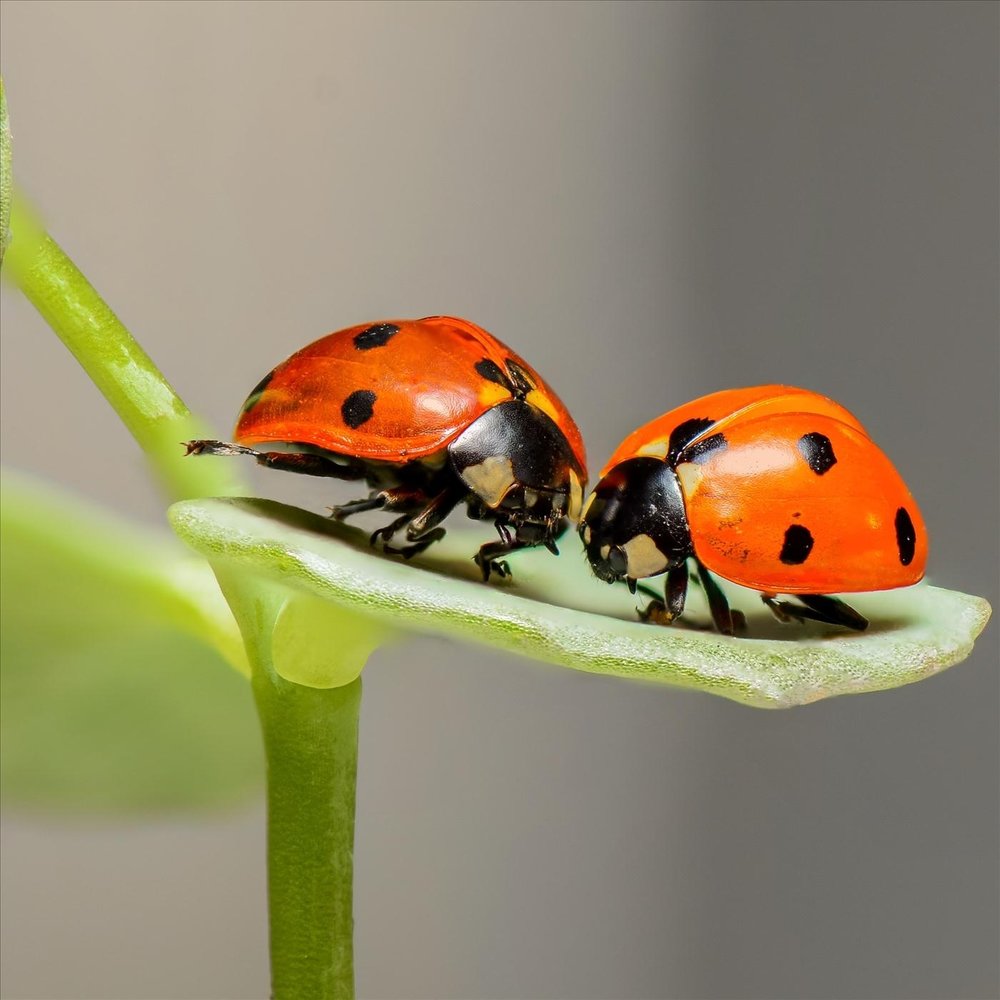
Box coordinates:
[186,316,587,578]
[579,385,927,634]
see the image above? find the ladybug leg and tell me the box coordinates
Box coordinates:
[474,541,525,581]
[474,523,527,581]
[368,484,464,553]
[665,562,689,622]
[760,594,868,632]
[382,486,465,560]
[799,595,868,631]
[330,494,389,520]
[697,561,744,636]
[185,440,257,457]
[185,440,363,480]
[370,513,416,548]
[384,529,447,560]
[335,484,431,525]
[761,594,869,631]
[638,563,689,626]
[761,593,794,623]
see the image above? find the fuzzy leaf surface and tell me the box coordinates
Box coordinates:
[170,497,992,709]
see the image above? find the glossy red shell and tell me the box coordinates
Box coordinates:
[605,385,927,594]
[234,316,586,469]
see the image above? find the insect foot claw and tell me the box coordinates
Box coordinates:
[762,594,795,623]
[474,553,512,581]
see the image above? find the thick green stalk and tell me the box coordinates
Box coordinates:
[6,192,366,997]
[3,196,238,503]
[213,566,362,999]
[254,671,360,1000]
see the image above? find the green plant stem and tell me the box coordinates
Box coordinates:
[3,195,239,503]
[254,671,360,1000]
[6,192,366,996]
[214,565,362,999]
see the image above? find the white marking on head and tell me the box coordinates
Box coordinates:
[675,462,704,498]
[622,533,669,579]
[636,440,670,460]
[460,455,516,508]
[567,468,583,522]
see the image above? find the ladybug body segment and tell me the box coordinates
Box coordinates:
[580,385,927,634]
[188,317,586,577]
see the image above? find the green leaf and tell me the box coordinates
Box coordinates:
[272,593,392,688]
[170,497,992,709]
[1,472,262,813]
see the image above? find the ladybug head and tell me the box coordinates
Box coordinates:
[448,400,586,549]
[579,458,692,585]
[495,482,573,549]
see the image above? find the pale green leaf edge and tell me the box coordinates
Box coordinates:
[169,497,992,709]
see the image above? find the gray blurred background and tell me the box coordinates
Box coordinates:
[1,2,997,998]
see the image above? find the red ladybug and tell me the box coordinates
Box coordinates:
[579,385,927,633]
[187,316,586,578]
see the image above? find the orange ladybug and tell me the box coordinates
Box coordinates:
[579,385,927,633]
[187,317,586,578]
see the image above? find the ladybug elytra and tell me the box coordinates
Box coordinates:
[187,316,586,578]
[579,385,928,633]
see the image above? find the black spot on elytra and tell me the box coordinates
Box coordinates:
[668,417,715,465]
[341,389,377,429]
[798,432,837,475]
[475,358,507,386]
[685,432,728,464]
[779,524,814,565]
[895,506,916,565]
[240,369,275,413]
[353,323,399,350]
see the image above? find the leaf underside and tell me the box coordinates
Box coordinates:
[170,497,991,709]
